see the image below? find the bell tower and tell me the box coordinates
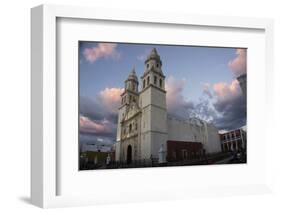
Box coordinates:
[122,68,139,105]
[139,48,167,160]
[116,68,139,161]
[116,68,139,141]
[142,48,165,90]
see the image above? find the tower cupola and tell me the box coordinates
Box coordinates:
[144,48,163,74]
[142,48,165,91]
[125,67,138,93]
[127,68,138,82]
[121,67,139,106]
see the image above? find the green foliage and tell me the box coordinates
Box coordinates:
[85,151,108,163]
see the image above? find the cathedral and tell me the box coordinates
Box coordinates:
[115,48,221,163]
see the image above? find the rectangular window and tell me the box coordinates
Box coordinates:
[172,151,177,159]
[182,150,188,159]
[154,76,157,85]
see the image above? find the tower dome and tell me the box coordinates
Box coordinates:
[127,67,138,82]
[145,48,162,65]
[125,67,139,93]
[144,48,163,76]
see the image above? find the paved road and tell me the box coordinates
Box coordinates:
[214,156,234,164]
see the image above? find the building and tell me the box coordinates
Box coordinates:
[115,48,221,163]
[166,140,202,162]
[220,128,247,152]
[167,117,222,155]
[79,143,115,168]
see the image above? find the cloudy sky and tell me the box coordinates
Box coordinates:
[79,42,247,147]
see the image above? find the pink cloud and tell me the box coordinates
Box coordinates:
[166,76,192,112]
[80,115,113,134]
[83,43,120,63]
[228,49,247,77]
[213,79,241,102]
[98,87,124,113]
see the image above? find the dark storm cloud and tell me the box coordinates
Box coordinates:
[80,133,115,147]
[79,122,116,138]
[166,76,246,131]
[79,95,118,141]
[80,96,119,125]
[204,80,246,130]
[189,95,246,131]
[213,93,246,130]
[80,96,105,121]
[80,86,124,144]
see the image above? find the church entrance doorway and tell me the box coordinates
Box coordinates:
[127,145,132,164]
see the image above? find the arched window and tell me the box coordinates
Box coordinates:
[159,78,162,88]
[129,124,132,133]
[154,76,157,85]
[143,79,146,88]
[147,76,150,85]
[146,63,149,69]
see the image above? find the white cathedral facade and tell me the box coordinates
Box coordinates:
[115,48,221,163]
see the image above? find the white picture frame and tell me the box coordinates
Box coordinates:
[31,4,274,208]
